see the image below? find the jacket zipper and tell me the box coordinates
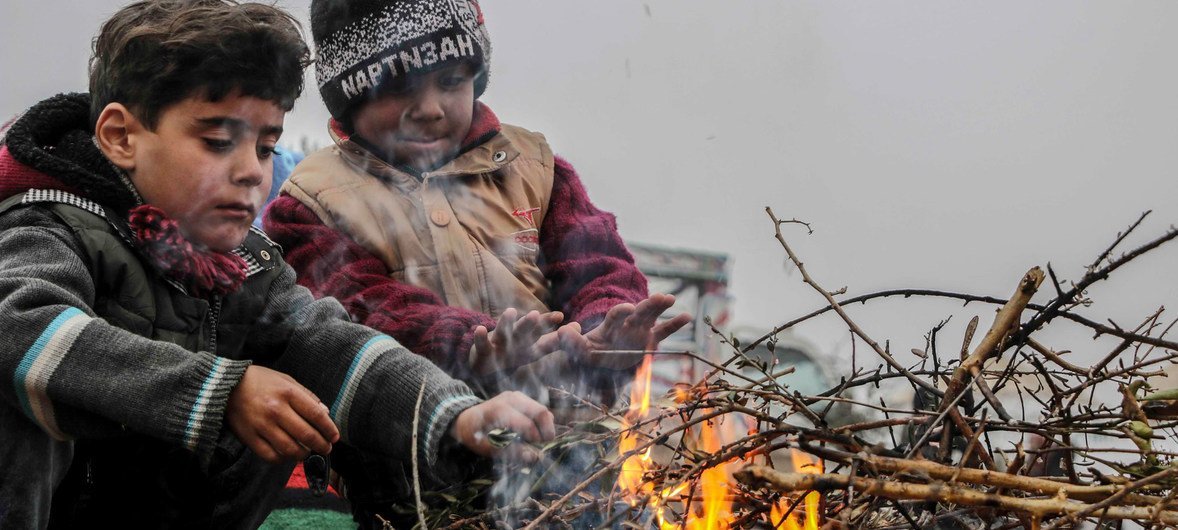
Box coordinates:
[207,296,222,353]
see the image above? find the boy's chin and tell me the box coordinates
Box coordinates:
[193,228,249,254]
[397,147,457,173]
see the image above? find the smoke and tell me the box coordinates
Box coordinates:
[275,131,654,526]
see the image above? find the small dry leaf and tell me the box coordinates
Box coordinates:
[961,316,980,359]
[487,428,519,448]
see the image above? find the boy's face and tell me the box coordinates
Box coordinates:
[129,93,284,253]
[351,63,476,173]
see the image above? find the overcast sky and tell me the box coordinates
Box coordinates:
[4,1,1177,369]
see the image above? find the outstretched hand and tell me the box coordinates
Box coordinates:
[470,308,587,376]
[449,391,555,461]
[226,365,339,463]
[581,293,693,369]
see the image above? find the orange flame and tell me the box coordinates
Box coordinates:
[632,354,654,417]
[618,354,681,530]
[769,450,823,530]
[618,355,655,499]
[689,418,732,530]
[617,355,822,529]
[770,499,803,530]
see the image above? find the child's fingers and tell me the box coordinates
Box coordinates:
[511,310,541,342]
[650,312,693,345]
[531,329,559,357]
[499,391,555,442]
[486,391,555,442]
[259,419,312,461]
[531,322,584,356]
[491,309,517,352]
[277,374,340,447]
[528,310,563,339]
[539,310,564,329]
[627,295,671,330]
[452,392,554,459]
[245,436,282,463]
[599,303,635,335]
[535,407,556,442]
[556,322,587,356]
[496,308,519,334]
[650,292,677,308]
[471,325,495,373]
[289,393,339,451]
[276,418,330,458]
[518,395,556,442]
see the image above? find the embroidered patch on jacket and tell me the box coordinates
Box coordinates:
[511,206,540,227]
[511,229,540,253]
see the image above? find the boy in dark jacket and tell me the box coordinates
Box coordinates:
[0,1,553,528]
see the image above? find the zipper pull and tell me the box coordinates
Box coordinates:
[304,453,330,497]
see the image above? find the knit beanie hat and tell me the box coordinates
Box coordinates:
[310,0,491,122]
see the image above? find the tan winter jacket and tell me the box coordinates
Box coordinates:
[282,124,555,317]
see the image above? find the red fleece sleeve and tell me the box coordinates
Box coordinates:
[540,156,649,331]
[262,195,494,378]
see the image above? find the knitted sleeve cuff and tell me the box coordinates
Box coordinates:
[421,388,482,473]
[164,353,251,458]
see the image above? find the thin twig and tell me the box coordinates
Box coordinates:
[411,379,428,530]
[766,207,941,396]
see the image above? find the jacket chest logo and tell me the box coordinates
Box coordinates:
[509,206,541,252]
[511,230,539,249]
[511,206,540,227]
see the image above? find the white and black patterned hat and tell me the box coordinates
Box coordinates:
[310,0,491,121]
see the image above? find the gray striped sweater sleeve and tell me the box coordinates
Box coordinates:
[0,207,248,458]
[245,261,481,480]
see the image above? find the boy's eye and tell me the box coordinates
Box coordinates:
[204,138,233,152]
[380,77,416,96]
[257,145,277,160]
[439,74,469,89]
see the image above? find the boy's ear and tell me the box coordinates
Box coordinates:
[94,103,142,171]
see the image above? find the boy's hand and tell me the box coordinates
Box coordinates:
[470,308,586,376]
[226,365,340,463]
[582,294,693,369]
[449,391,555,460]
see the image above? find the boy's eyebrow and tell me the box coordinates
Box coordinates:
[194,117,284,136]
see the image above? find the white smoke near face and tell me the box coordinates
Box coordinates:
[274,128,652,527]
[417,168,638,528]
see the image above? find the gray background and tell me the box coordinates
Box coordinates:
[4,1,1176,367]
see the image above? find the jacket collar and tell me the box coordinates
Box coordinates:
[330,101,522,187]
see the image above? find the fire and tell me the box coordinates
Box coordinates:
[618,354,655,498]
[688,418,732,530]
[617,354,823,529]
[770,450,823,530]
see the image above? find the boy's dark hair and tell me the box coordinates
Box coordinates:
[89,0,311,129]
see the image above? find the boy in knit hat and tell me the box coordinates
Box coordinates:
[268,0,691,417]
[263,0,692,523]
[0,1,554,528]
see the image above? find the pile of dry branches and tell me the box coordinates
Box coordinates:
[419,209,1178,530]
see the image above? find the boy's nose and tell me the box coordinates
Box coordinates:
[407,88,445,121]
[231,146,265,187]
